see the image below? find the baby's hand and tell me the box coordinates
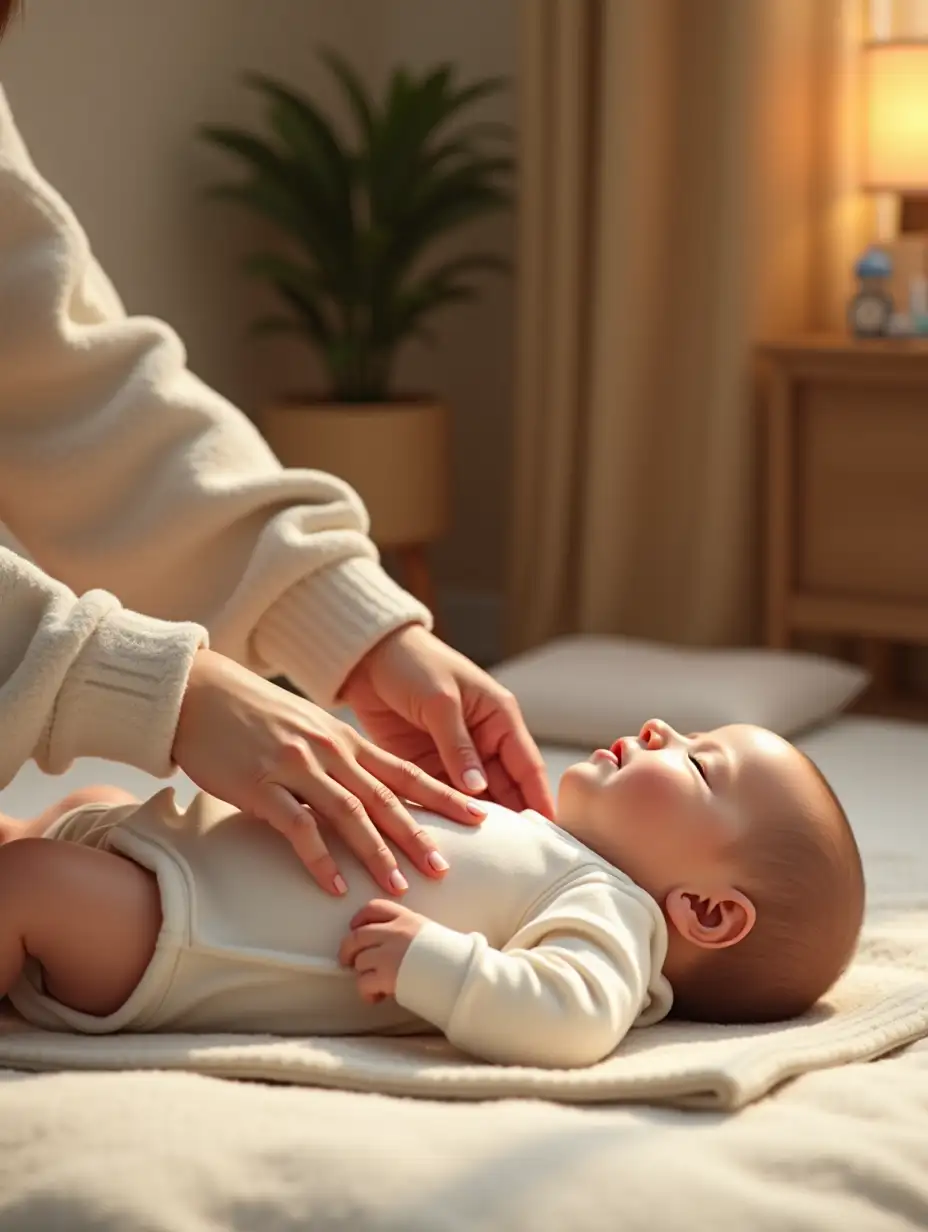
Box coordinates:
[339,899,426,1004]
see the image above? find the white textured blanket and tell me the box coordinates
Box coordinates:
[1,939,924,1112]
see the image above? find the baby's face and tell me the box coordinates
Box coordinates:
[556,719,809,901]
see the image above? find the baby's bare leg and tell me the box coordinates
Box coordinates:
[0,785,138,842]
[0,838,161,1017]
[36,785,139,833]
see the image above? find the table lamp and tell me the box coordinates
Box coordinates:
[853,39,928,335]
[862,39,928,226]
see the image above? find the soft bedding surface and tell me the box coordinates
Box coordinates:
[1,716,927,1230]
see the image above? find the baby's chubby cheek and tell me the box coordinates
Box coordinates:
[608,762,686,819]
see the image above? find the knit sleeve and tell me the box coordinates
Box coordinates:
[0,549,206,786]
[394,875,672,1068]
[0,89,429,708]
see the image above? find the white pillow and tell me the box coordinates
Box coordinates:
[491,636,869,746]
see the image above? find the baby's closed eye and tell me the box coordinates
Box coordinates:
[689,755,709,785]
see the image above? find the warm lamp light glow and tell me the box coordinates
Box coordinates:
[863,41,928,194]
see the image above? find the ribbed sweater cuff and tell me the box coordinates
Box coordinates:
[253,556,432,706]
[48,609,207,778]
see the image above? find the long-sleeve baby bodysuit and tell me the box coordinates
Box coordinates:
[9,795,673,1069]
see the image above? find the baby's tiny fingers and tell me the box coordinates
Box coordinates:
[351,947,381,976]
[337,932,357,967]
[356,970,388,1003]
[338,929,367,968]
[350,899,399,929]
[339,922,384,967]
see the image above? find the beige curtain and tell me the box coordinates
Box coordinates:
[509,0,873,654]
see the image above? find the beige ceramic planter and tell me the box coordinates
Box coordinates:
[260,400,451,549]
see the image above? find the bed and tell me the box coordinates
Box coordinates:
[1,714,927,1231]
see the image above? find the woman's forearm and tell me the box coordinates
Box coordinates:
[0,87,429,706]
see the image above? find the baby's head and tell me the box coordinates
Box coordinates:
[556,720,864,1023]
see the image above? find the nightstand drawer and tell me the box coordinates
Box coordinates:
[797,381,928,603]
[761,335,928,663]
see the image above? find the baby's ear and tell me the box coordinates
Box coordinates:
[664,887,756,950]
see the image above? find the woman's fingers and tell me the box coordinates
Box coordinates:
[254,784,346,896]
[300,773,408,897]
[483,756,523,814]
[359,744,487,825]
[338,764,452,882]
[416,686,489,796]
[257,725,486,895]
[256,738,405,896]
[493,700,555,817]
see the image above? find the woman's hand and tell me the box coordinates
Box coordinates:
[341,624,555,817]
[172,649,486,897]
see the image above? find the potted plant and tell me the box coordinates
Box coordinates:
[199,50,512,599]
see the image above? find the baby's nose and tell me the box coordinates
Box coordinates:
[639,719,671,749]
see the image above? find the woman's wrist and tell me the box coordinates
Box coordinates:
[252,557,431,706]
[172,647,228,764]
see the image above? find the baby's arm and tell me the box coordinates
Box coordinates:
[393,877,661,1068]
[0,838,160,1018]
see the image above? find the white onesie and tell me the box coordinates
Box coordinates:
[9,791,673,1068]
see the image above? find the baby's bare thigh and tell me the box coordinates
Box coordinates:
[0,785,138,839]
[38,785,139,832]
[6,837,161,1019]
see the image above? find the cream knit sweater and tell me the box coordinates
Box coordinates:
[0,87,430,787]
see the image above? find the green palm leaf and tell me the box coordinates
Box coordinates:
[199,126,286,179]
[244,75,353,208]
[204,181,306,245]
[243,255,334,346]
[319,46,376,143]
[381,280,476,347]
[378,184,511,292]
[200,50,513,401]
[200,134,355,298]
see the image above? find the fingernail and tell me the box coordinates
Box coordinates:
[333,874,348,896]
[466,799,488,817]
[389,869,409,894]
[428,851,450,873]
[463,769,487,793]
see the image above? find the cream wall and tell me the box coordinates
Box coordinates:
[374,0,517,644]
[0,0,516,660]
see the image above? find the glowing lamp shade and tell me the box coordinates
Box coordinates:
[863,41,928,194]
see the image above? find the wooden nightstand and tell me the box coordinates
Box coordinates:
[759,335,928,713]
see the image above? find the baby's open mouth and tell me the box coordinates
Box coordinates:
[609,738,625,767]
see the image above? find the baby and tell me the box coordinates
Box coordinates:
[0,719,864,1069]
